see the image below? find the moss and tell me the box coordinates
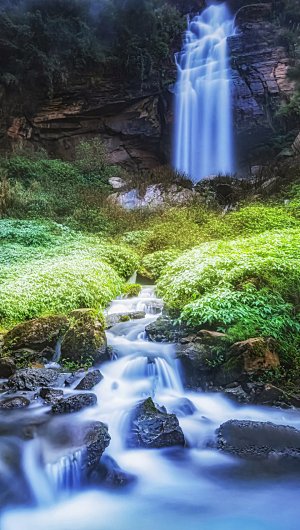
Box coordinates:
[122,284,142,298]
[61,308,108,366]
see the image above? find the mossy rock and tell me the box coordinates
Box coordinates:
[122,284,142,298]
[3,315,69,357]
[61,309,108,367]
[214,338,280,386]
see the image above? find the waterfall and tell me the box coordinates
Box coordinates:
[173,3,235,182]
[46,451,83,494]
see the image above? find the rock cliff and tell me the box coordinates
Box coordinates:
[2,1,299,174]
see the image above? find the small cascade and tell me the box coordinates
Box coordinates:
[22,440,54,506]
[2,286,300,530]
[46,450,83,494]
[173,3,235,182]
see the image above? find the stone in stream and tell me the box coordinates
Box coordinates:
[0,395,30,409]
[216,420,300,471]
[105,311,146,329]
[8,368,66,391]
[61,309,108,366]
[75,370,103,390]
[51,393,97,414]
[39,387,64,404]
[145,315,184,343]
[126,397,185,449]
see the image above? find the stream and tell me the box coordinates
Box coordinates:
[1,287,300,530]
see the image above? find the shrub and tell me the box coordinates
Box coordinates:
[0,256,123,328]
[140,249,182,280]
[158,229,300,308]
[122,283,142,297]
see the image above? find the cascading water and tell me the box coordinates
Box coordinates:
[2,287,300,530]
[173,3,235,182]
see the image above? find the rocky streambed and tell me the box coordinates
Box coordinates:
[1,287,300,530]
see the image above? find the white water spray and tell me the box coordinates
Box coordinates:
[173,3,235,182]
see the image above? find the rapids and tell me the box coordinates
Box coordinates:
[1,287,300,530]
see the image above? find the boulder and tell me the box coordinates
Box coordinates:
[176,342,214,390]
[61,309,108,366]
[3,316,69,354]
[215,338,279,386]
[0,357,16,378]
[217,420,300,462]
[126,397,185,449]
[40,419,110,473]
[8,368,64,391]
[75,370,103,391]
[0,395,30,409]
[51,393,97,414]
[145,316,184,343]
[106,311,146,329]
[39,387,64,404]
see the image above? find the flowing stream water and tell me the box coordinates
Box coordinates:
[173,3,235,182]
[1,287,300,530]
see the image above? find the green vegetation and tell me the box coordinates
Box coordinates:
[157,228,300,374]
[122,284,142,298]
[1,142,300,383]
[0,0,184,102]
[0,218,138,328]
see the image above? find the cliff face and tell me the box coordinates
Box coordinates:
[230,3,297,171]
[2,2,299,174]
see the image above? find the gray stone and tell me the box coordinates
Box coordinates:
[8,368,64,391]
[51,393,97,414]
[75,370,103,391]
[126,397,185,449]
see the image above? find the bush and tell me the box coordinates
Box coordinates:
[140,249,182,280]
[122,283,142,297]
[180,286,300,343]
[0,219,140,327]
[0,254,123,328]
[74,138,119,186]
[157,229,300,310]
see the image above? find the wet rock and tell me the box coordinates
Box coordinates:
[0,357,16,378]
[88,455,136,488]
[61,309,108,366]
[145,316,184,343]
[3,316,69,354]
[253,384,300,409]
[106,311,146,329]
[39,387,64,404]
[8,368,64,391]
[75,370,103,391]
[81,421,111,469]
[214,338,279,386]
[126,397,185,449]
[217,420,300,464]
[44,419,110,470]
[0,395,30,409]
[51,393,97,414]
[223,384,253,404]
[176,342,214,390]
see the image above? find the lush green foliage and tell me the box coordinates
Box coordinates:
[140,249,182,280]
[0,219,139,328]
[157,229,300,363]
[122,283,142,297]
